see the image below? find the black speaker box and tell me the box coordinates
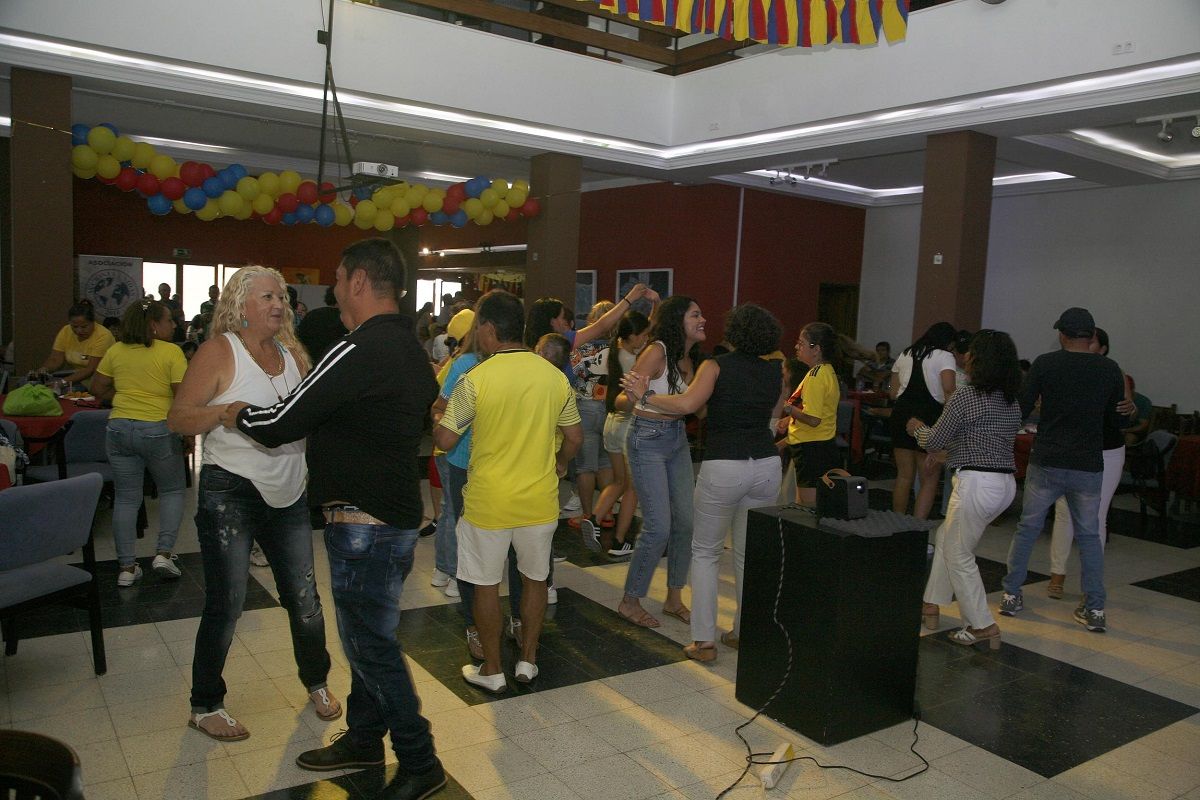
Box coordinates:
[735,506,928,746]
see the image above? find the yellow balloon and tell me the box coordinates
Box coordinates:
[479,188,498,209]
[218,190,244,216]
[475,209,494,226]
[72,166,97,180]
[406,184,428,206]
[390,197,411,218]
[236,176,261,201]
[490,179,508,198]
[96,154,121,180]
[512,179,529,193]
[373,187,394,208]
[251,193,275,215]
[278,170,302,195]
[421,190,444,213]
[87,126,117,155]
[173,198,193,215]
[354,200,378,225]
[352,213,373,230]
[131,142,156,170]
[492,200,510,219]
[149,154,176,180]
[505,187,528,208]
[196,201,221,221]
[373,210,396,232]
[258,172,281,197]
[111,136,135,163]
[332,202,353,226]
[71,145,99,171]
[233,203,254,220]
[463,198,483,219]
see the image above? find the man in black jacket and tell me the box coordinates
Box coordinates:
[222,238,444,800]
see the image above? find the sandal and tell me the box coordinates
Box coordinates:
[922,603,940,631]
[720,631,740,650]
[309,687,343,721]
[189,709,249,741]
[662,606,691,624]
[618,604,660,628]
[684,643,717,663]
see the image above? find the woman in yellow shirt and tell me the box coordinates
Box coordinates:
[784,322,842,506]
[91,300,188,588]
[40,301,115,386]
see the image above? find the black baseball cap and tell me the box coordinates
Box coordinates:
[1052,307,1095,337]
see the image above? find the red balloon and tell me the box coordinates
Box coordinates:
[263,207,283,225]
[160,177,186,201]
[296,181,319,205]
[199,163,216,181]
[521,198,540,217]
[277,193,300,213]
[446,183,466,202]
[136,172,161,196]
[410,207,429,226]
[348,195,359,208]
[505,209,520,223]
[442,196,461,215]
[319,181,337,203]
[179,161,204,188]
[395,214,411,227]
[115,167,139,192]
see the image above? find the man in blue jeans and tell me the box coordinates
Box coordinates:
[1000,307,1124,633]
[224,239,443,800]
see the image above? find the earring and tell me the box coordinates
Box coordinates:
[240,315,249,329]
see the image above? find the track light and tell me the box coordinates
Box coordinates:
[1157,119,1174,143]
[1191,117,1200,139]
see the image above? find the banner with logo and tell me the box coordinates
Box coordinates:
[77,254,143,320]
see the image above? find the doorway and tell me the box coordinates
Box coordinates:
[817,283,860,341]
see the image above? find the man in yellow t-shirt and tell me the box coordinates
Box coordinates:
[434,290,581,693]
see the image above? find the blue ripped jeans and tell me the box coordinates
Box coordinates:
[190,465,331,712]
[325,521,438,770]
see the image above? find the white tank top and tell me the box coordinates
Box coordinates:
[202,332,307,508]
[646,341,686,395]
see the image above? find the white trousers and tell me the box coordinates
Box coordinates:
[689,456,781,643]
[1049,446,1125,574]
[924,470,1016,629]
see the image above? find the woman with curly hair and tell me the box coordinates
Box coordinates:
[907,330,1022,649]
[623,304,787,660]
[612,295,704,628]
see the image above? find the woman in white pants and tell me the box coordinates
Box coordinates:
[1046,327,1132,599]
[622,304,787,662]
[907,330,1023,649]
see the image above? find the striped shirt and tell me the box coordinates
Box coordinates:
[913,385,1021,472]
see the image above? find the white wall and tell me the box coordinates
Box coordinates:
[857,180,1200,410]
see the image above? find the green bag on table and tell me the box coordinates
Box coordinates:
[2,383,63,416]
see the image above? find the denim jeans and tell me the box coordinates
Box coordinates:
[191,465,331,712]
[1004,463,1105,610]
[325,521,437,770]
[575,398,611,473]
[450,464,526,625]
[623,416,694,598]
[433,454,458,577]
[106,418,185,567]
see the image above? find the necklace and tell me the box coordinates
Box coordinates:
[235,331,289,403]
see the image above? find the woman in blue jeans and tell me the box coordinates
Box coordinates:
[169,266,339,742]
[613,295,705,628]
[90,300,188,588]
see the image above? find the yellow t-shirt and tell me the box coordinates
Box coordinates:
[52,323,115,368]
[441,350,580,529]
[96,340,188,421]
[787,363,839,444]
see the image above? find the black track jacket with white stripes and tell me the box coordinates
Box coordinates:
[235,313,438,529]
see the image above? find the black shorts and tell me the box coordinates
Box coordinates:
[890,398,942,452]
[789,439,841,488]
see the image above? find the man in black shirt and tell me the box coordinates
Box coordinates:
[221,239,444,800]
[1000,308,1124,633]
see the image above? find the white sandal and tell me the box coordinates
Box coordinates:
[189,709,249,741]
[309,687,343,721]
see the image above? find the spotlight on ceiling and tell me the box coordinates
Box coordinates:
[1157,119,1174,143]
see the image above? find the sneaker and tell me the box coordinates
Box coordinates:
[552,550,567,563]
[430,568,451,588]
[560,493,582,517]
[547,585,558,605]
[249,544,269,568]
[462,663,507,693]
[579,518,601,552]
[505,615,524,648]
[444,578,460,598]
[514,660,538,684]
[152,553,181,579]
[999,592,1024,617]
[117,564,143,587]
[608,541,633,558]
[1074,604,1107,633]
[466,628,484,660]
[296,730,385,771]
[419,519,438,538]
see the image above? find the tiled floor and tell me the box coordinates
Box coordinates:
[3,465,1200,800]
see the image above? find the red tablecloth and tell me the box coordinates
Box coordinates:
[1166,435,1200,500]
[1014,433,1035,480]
[0,396,92,455]
[0,463,10,491]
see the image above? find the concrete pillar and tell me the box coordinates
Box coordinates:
[524,153,581,308]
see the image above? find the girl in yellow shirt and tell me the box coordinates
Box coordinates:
[784,322,842,506]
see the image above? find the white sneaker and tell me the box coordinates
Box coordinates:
[547,585,558,605]
[444,579,460,598]
[249,544,269,568]
[514,660,539,683]
[152,553,181,579]
[461,663,507,693]
[431,569,451,588]
[560,493,581,517]
[117,564,143,587]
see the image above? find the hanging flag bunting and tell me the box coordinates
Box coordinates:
[581,0,906,47]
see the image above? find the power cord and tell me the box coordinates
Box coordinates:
[715,513,929,799]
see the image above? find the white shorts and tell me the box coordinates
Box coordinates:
[455,518,557,585]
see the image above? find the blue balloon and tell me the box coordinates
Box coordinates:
[202,177,224,198]
[450,209,468,228]
[314,204,335,227]
[99,122,119,136]
[352,185,373,201]
[71,124,90,146]
[228,164,248,181]
[183,187,208,210]
[147,194,172,216]
[282,212,297,226]
[294,204,315,223]
[464,178,482,199]
[218,168,238,190]
[430,211,448,226]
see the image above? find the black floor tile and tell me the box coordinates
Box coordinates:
[551,520,641,568]
[1132,565,1200,602]
[1108,507,1200,548]
[975,556,1049,593]
[917,633,1198,777]
[240,766,475,800]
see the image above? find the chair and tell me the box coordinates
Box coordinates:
[834,400,855,467]
[0,473,106,675]
[0,730,85,800]
[1119,430,1178,519]
[1,418,24,450]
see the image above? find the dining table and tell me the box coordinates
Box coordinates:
[1166,434,1200,501]
[0,394,99,457]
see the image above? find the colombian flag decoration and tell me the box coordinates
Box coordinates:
[582,0,906,47]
